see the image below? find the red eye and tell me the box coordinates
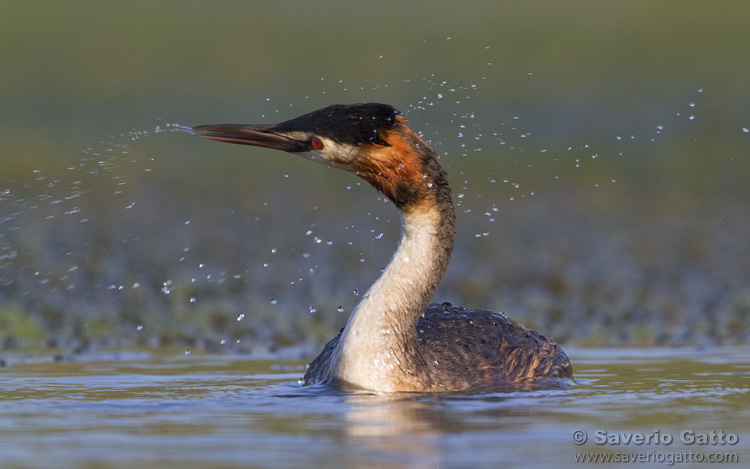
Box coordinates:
[311,136,325,150]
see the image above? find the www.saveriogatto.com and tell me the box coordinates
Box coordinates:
[571,429,740,465]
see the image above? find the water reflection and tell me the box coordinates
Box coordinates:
[0,348,748,468]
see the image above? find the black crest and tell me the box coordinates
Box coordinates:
[275,103,399,146]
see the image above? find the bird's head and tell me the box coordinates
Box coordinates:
[195,103,399,169]
[194,103,441,208]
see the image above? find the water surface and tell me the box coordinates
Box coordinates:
[1,347,748,468]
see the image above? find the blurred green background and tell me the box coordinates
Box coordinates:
[1,1,749,355]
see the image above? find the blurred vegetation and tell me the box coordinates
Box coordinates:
[1,1,749,357]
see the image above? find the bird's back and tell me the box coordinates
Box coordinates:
[417,303,572,388]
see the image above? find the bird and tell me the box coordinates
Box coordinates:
[194,103,572,392]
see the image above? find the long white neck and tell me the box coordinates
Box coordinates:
[333,202,454,391]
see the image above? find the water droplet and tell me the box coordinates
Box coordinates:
[236,313,245,321]
[309,306,317,314]
[353,288,360,296]
[743,127,749,133]
[185,349,191,355]
[136,325,143,331]
[337,306,345,313]
[270,298,277,305]
[271,247,277,254]
[189,297,196,303]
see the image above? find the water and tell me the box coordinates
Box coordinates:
[1,347,748,468]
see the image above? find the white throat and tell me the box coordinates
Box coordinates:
[332,205,449,391]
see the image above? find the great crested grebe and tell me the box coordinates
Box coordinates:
[194,103,572,392]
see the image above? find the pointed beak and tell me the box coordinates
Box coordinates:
[193,124,308,153]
